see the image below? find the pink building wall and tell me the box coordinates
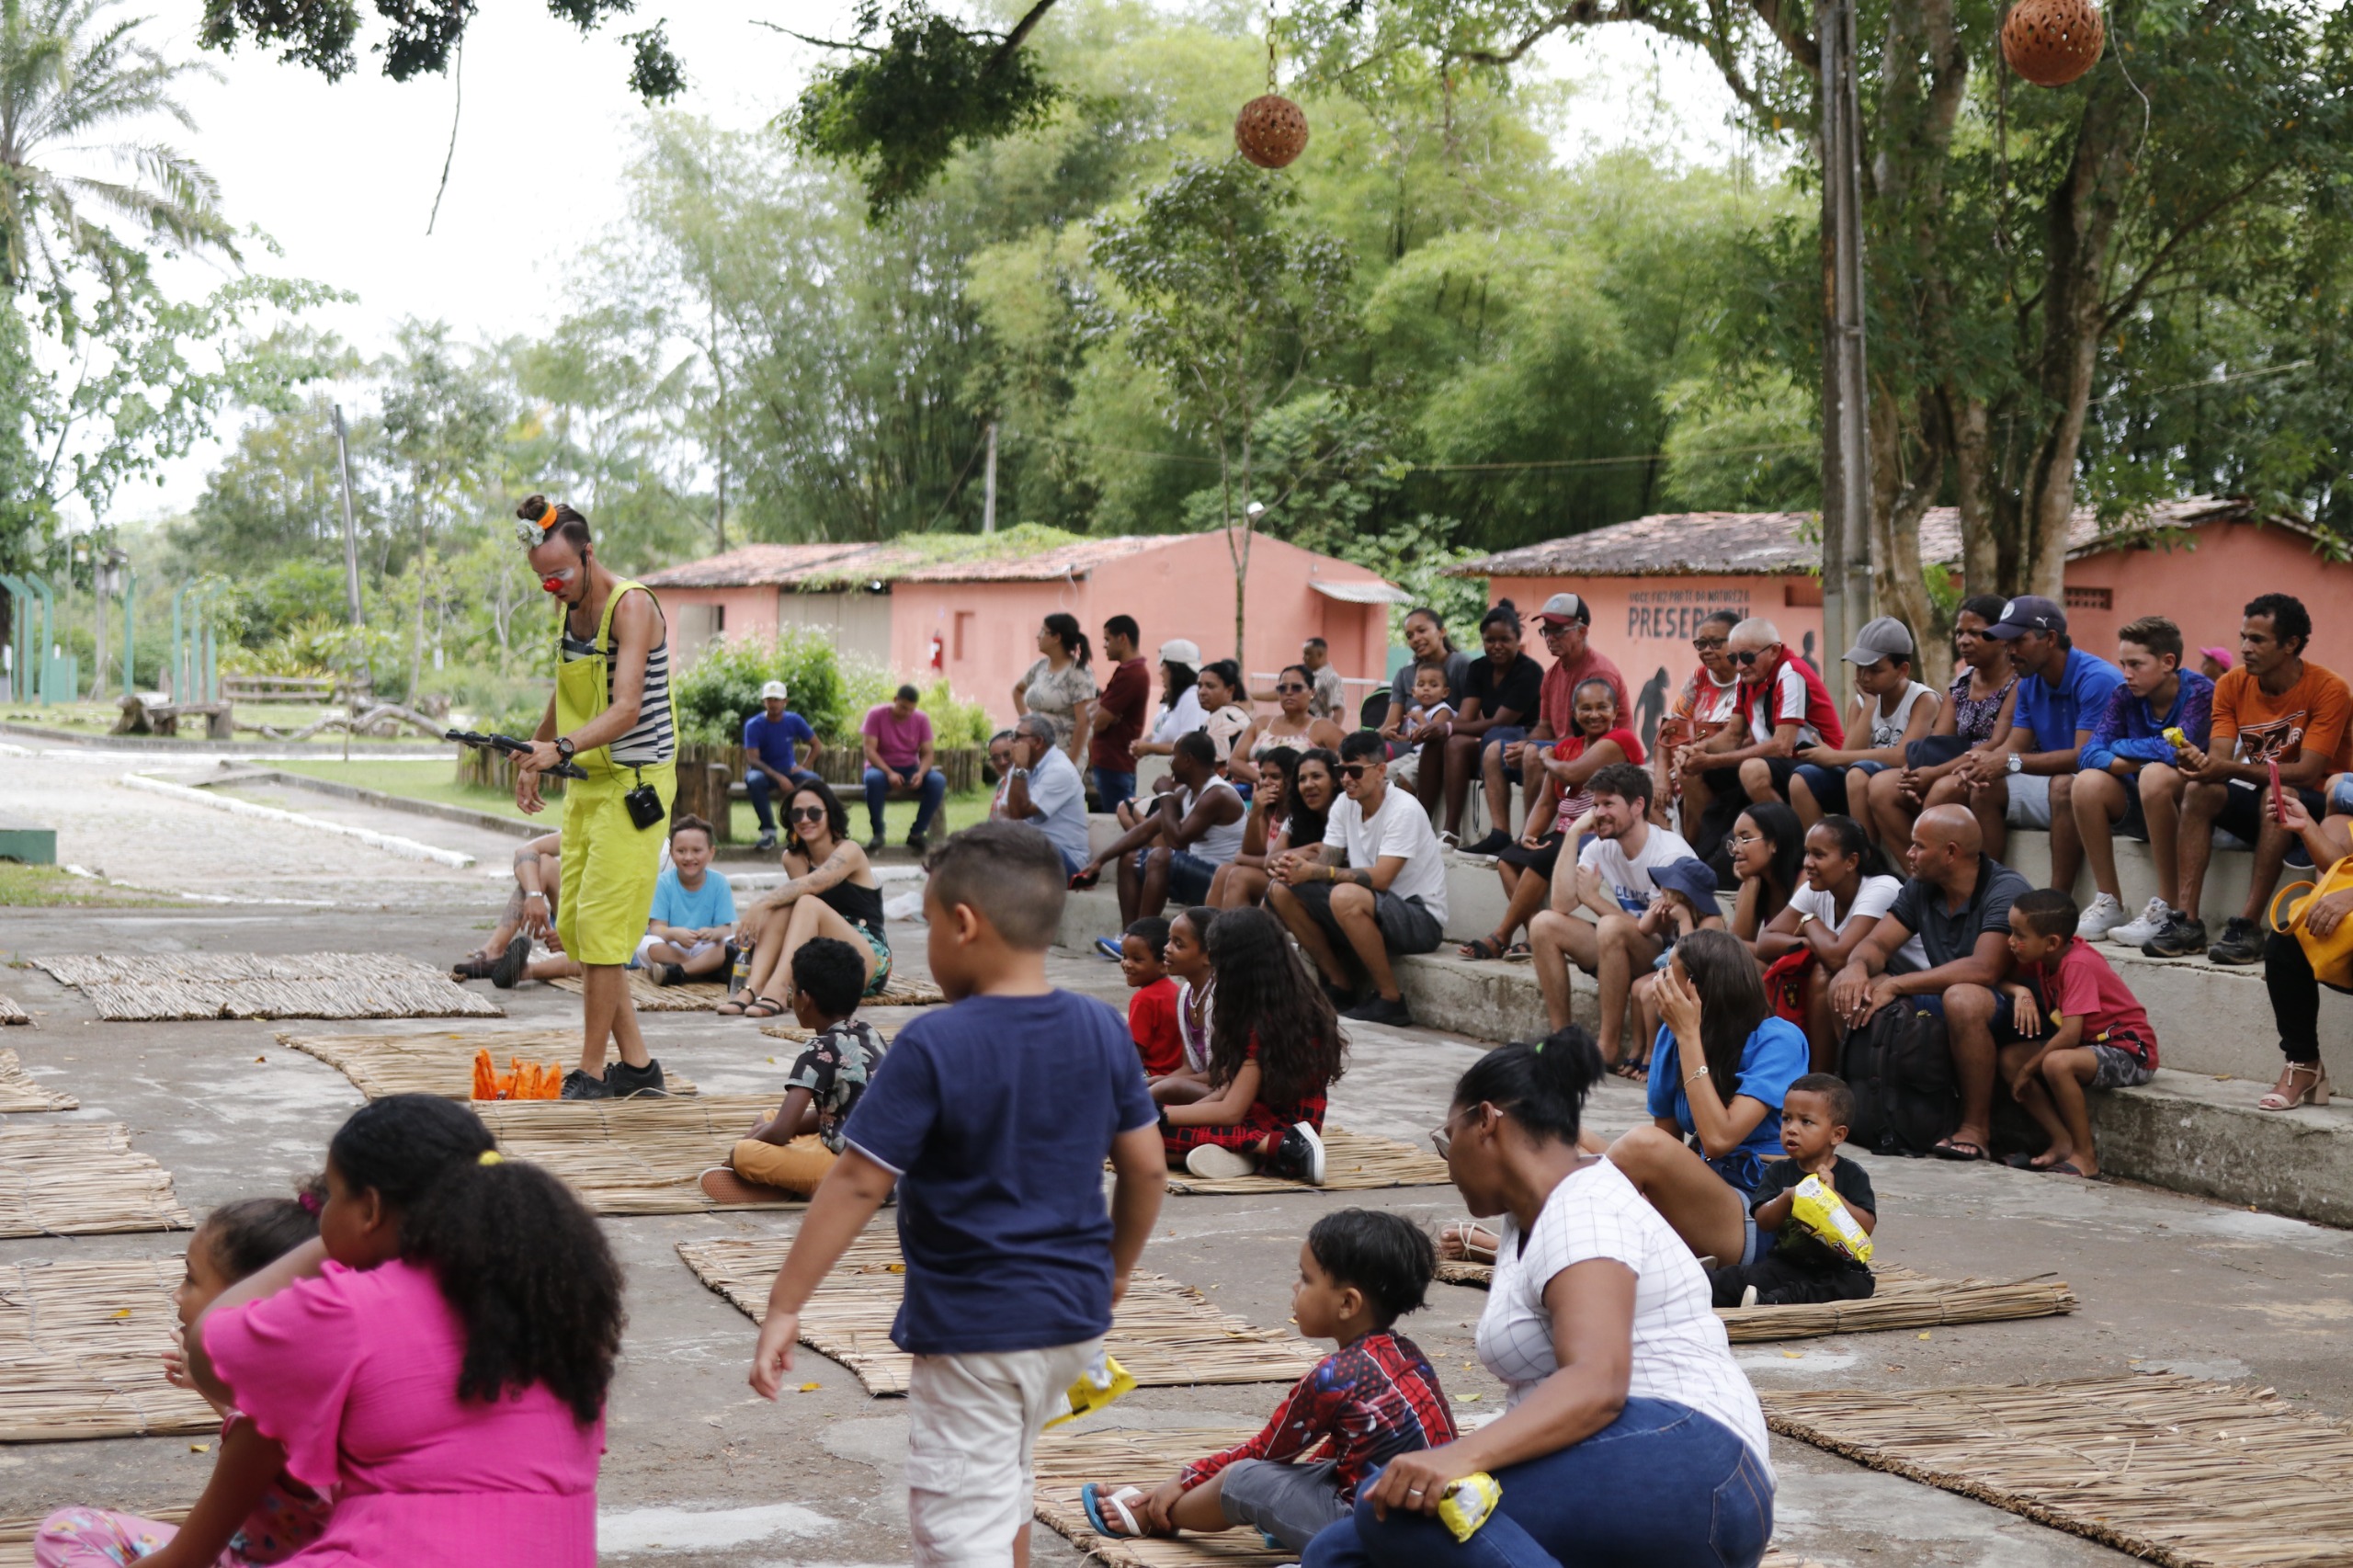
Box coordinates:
[2063,523,2353,676]
[893,534,1393,729]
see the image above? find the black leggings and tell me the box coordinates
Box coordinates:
[2264,927,2340,1065]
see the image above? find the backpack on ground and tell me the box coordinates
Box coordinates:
[1839,999,1961,1156]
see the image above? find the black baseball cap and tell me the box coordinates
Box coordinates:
[1986,595,2066,641]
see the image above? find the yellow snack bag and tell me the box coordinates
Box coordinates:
[1044,1351,1137,1429]
[2163,726,2188,750]
[1790,1174,1873,1265]
[1438,1473,1502,1541]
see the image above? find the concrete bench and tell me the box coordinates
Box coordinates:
[0,813,55,865]
[115,695,233,740]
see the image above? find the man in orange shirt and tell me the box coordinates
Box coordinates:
[2143,594,2352,964]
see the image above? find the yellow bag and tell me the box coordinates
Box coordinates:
[1044,1351,1137,1429]
[2269,854,2353,988]
[1790,1174,1873,1266]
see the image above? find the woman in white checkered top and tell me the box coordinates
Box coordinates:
[1301,1028,1772,1568]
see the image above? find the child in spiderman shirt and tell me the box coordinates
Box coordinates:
[1078,1209,1454,1551]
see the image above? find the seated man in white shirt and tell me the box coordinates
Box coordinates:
[1528,762,1695,1066]
[1267,729,1449,1028]
[1000,715,1092,876]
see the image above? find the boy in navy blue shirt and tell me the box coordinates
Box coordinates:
[745,680,821,851]
[748,820,1165,1565]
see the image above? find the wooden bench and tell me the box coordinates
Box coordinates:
[221,675,366,705]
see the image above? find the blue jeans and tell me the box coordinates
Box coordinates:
[745,767,820,833]
[1093,767,1136,810]
[1301,1399,1771,1568]
[863,766,947,839]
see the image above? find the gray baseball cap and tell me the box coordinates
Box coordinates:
[1842,616,1915,666]
[1539,592,1591,626]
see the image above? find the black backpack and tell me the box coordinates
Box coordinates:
[1840,999,1961,1156]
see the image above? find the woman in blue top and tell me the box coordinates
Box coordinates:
[1606,928,1809,1267]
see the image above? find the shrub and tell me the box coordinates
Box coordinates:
[836,655,994,749]
[672,630,848,746]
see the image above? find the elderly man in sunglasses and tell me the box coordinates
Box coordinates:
[1267,730,1449,1027]
[1707,619,1846,821]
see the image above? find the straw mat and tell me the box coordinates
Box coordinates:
[1763,1373,2353,1567]
[0,994,25,1026]
[1431,1260,2076,1341]
[0,1257,219,1440]
[276,1028,698,1099]
[0,1051,73,1113]
[30,953,500,1022]
[761,1020,901,1046]
[554,971,948,1012]
[470,1095,794,1213]
[0,1124,188,1237]
[1160,1129,1451,1195]
[1030,1427,1823,1568]
[678,1233,1321,1398]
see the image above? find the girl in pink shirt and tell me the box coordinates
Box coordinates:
[184,1095,622,1567]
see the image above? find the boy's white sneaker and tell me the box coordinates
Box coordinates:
[1740,1284,1759,1309]
[1184,1144,1256,1180]
[2109,896,2175,947]
[2076,892,2127,939]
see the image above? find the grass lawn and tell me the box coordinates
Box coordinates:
[0,863,178,906]
[269,757,994,845]
[2,701,435,744]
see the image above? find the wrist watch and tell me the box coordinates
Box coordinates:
[556,735,577,762]
[2006,752,2022,775]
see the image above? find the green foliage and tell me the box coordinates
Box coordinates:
[671,630,851,748]
[837,656,995,748]
[198,0,676,101]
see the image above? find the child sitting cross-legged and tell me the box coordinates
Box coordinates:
[2000,888,2159,1179]
[699,937,887,1204]
[637,814,736,986]
[1079,1209,1456,1552]
[1160,905,1344,1186]
[1120,915,1186,1078]
[37,1189,333,1567]
[1707,1073,1878,1308]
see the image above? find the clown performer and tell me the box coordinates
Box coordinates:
[511,494,678,1099]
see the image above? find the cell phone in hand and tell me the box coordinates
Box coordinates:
[2269,756,2286,824]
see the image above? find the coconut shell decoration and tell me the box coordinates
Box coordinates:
[1235,94,1310,169]
[2001,0,2106,87]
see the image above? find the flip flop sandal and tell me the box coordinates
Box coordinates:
[1503,941,1532,961]
[2039,1161,2089,1178]
[743,997,788,1019]
[1930,1138,1988,1163]
[1081,1483,1151,1540]
[1458,937,1506,961]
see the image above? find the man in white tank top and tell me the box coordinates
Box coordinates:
[1074,731,1246,928]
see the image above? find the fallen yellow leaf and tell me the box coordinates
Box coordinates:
[798,1382,821,1392]
[1917,1331,1932,1340]
[189,1443,210,1453]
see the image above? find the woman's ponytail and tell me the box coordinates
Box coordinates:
[1449,1026,1604,1143]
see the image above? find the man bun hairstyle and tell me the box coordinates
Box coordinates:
[2119,615,2184,664]
[2012,886,2079,940]
[202,1187,323,1282]
[1306,1209,1437,1327]
[1450,1025,1605,1144]
[1587,760,1653,806]
[330,1095,622,1427]
[790,937,868,1018]
[517,494,591,551]
[1788,1072,1856,1131]
[925,820,1065,950]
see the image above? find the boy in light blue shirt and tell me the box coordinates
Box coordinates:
[639,814,737,984]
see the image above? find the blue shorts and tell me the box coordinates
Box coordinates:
[1790,758,1888,817]
[1483,725,1530,781]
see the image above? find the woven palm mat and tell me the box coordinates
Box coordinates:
[554,971,948,1012]
[1432,1260,2076,1341]
[0,1124,188,1237]
[29,953,501,1022]
[0,1257,220,1440]
[1030,1427,1823,1568]
[469,1095,793,1213]
[0,993,25,1026]
[1763,1373,2353,1567]
[0,1051,73,1112]
[678,1233,1321,1398]
[1160,1129,1451,1195]
[276,1028,698,1100]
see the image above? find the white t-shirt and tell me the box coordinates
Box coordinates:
[1577,824,1695,915]
[1477,1157,1772,1471]
[1855,680,1938,750]
[1152,687,1205,743]
[1324,784,1449,924]
[1787,873,1928,971]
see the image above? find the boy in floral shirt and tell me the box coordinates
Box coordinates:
[699,937,888,1202]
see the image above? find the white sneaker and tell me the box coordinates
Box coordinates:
[1184,1144,1256,1180]
[2109,896,2175,947]
[2076,892,2127,939]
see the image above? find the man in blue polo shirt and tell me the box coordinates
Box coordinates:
[744,680,821,852]
[1957,595,2122,895]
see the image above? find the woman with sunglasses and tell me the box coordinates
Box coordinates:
[1231,665,1346,785]
[1309,1025,1770,1568]
[1213,746,1338,910]
[719,779,890,1019]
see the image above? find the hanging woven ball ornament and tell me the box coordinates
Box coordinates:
[1234,94,1310,168]
[2001,0,2105,87]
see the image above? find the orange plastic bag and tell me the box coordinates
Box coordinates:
[471,1050,498,1101]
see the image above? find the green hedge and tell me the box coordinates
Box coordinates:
[671,630,990,750]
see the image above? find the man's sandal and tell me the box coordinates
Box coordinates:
[1458,936,1506,961]
[1080,1483,1155,1540]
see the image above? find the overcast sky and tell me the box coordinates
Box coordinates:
[110,2,1744,523]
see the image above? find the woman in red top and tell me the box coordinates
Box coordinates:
[1460,679,1644,961]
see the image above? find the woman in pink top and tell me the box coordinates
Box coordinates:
[186,1095,622,1567]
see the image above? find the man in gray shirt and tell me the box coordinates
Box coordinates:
[1004,715,1091,874]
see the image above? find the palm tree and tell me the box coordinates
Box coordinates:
[0,0,233,316]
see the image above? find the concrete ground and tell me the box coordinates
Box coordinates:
[3,742,2352,1564]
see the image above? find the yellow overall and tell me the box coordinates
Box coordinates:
[554,580,676,967]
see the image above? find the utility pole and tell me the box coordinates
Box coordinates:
[1817,0,1875,710]
[981,422,998,536]
[711,284,728,554]
[332,406,364,629]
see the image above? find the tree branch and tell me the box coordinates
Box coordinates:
[989,0,1063,67]
[2098,162,2290,335]
[748,19,884,54]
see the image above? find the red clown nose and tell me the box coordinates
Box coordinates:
[540,575,568,594]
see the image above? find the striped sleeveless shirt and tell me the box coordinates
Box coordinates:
[560,586,676,767]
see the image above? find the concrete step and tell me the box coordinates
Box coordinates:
[2090,1069,2353,1229]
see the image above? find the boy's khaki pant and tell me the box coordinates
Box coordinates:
[906,1338,1103,1566]
[729,1136,835,1196]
